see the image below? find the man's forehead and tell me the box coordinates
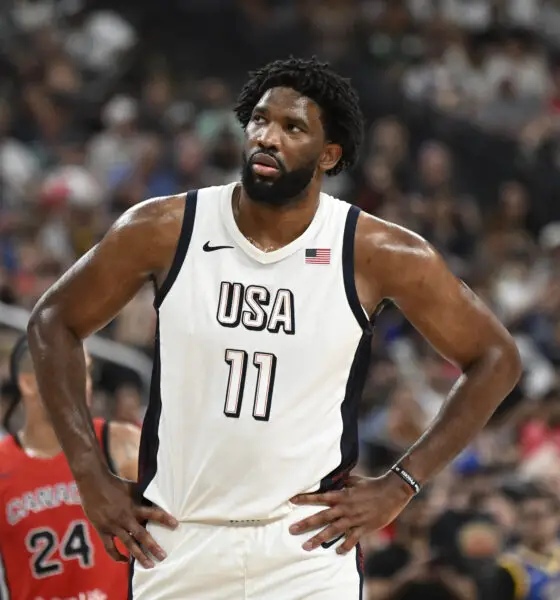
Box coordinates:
[256,87,321,118]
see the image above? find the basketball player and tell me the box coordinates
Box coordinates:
[0,335,140,599]
[26,57,521,598]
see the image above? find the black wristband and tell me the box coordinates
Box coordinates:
[391,464,421,495]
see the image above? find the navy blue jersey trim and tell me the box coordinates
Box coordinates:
[153,189,198,308]
[356,543,364,600]
[136,314,163,504]
[342,205,370,331]
[317,297,388,494]
[318,329,372,492]
[128,558,134,600]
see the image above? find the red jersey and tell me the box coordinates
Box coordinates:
[0,419,129,600]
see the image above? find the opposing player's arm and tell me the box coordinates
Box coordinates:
[27,196,184,483]
[356,214,522,485]
[108,422,141,482]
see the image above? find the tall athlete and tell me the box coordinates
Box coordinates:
[26,58,521,598]
[0,336,140,600]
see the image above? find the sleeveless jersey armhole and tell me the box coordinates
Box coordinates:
[153,189,199,308]
[343,205,384,331]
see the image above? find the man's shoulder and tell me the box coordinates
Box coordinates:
[108,193,189,267]
[354,211,437,281]
[129,183,229,229]
[355,211,432,256]
[125,193,188,227]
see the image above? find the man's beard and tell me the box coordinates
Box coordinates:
[241,151,317,207]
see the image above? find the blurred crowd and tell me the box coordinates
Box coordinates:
[2,0,560,598]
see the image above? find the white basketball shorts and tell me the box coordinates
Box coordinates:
[130,503,364,599]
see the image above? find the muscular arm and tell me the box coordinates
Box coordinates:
[108,422,141,481]
[27,196,184,485]
[356,215,522,485]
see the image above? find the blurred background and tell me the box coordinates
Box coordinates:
[2,0,560,598]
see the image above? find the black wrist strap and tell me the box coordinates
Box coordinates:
[391,464,421,495]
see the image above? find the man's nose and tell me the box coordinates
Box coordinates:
[256,122,281,151]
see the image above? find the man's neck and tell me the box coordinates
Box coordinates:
[19,418,61,458]
[235,184,321,250]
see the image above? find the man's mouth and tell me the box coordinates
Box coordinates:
[251,152,281,177]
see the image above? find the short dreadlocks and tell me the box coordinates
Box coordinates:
[234,57,364,177]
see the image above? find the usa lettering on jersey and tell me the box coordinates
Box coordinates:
[216,281,295,334]
[215,281,296,422]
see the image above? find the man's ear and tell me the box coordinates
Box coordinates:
[319,143,342,173]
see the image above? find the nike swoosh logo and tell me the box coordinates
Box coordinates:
[203,242,234,252]
[321,533,345,549]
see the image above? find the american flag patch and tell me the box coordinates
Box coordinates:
[305,248,331,264]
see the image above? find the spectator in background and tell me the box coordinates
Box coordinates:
[490,243,546,327]
[0,100,40,211]
[402,19,465,110]
[109,133,179,210]
[366,489,478,599]
[302,0,358,63]
[87,95,143,193]
[174,130,211,190]
[410,141,456,198]
[64,8,137,74]
[38,132,104,263]
[517,388,560,492]
[363,0,425,82]
[488,181,538,244]
[484,32,548,101]
[365,490,434,598]
[429,508,502,600]
[496,485,560,599]
[139,72,175,130]
[195,78,241,144]
[417,192,479,274]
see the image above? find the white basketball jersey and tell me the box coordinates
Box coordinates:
[138,182,374,523]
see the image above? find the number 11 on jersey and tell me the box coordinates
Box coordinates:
[224,349,277,421]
